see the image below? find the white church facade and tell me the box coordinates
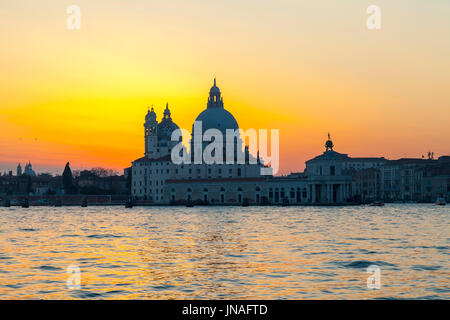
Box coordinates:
[131,80,265,204]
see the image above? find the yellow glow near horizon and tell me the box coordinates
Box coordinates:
[1,0,449,174]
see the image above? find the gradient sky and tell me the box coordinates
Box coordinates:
[1,0,449,175]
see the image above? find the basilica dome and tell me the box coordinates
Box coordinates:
[192,79,239,134]
[194,108,239,134]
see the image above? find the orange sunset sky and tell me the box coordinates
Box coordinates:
[1,0,449,175]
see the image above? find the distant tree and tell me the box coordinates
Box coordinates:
[72,170,81,178]
[91,167,117,177]
[62,162,74,194]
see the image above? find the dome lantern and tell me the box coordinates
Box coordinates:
[193,79,239,135]
[163,103,171,119]
[207,78,223,109]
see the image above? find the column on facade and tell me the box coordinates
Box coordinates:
[311,184,316,203]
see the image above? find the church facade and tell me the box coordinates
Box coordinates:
[131,80,265,204]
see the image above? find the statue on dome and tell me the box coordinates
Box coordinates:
[325,133,334,151]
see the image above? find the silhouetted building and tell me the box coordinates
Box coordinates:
[23,161,36,177]
[380,156,450,202]
[355,168,381,203]
[131,80,264,203]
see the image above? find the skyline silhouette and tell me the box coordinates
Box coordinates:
[1,1,449,174]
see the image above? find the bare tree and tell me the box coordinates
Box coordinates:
[90,167,118,177]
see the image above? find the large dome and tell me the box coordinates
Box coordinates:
[194,107,239,134]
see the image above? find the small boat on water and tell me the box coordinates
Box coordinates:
[370,201,384,207]
[186,200,194,207]
[3,199,11,207]
[435,197,446,206]
[125,198,134,208]
[281,198,290,207]
[81,197,88,207]
[55,198,62,207]
[21,198,30,208]
[241,198,250,207]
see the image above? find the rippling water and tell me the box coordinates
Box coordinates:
[0,204,448,299]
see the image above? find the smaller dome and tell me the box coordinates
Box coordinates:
[325,133,334,151]
[157,120,179,141]
[157,104,180,141]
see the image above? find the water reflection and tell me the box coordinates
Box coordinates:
[0,204,448,299]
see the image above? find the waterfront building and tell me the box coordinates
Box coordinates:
[129,81,449,205]
[266,135,384,205]
[165,177,267,204]
[380,156,450,202]
[354,168,381,203]
[131,80,265,203]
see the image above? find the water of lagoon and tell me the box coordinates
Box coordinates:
[0,204,448,299]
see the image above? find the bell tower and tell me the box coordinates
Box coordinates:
[144,107,158,157]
